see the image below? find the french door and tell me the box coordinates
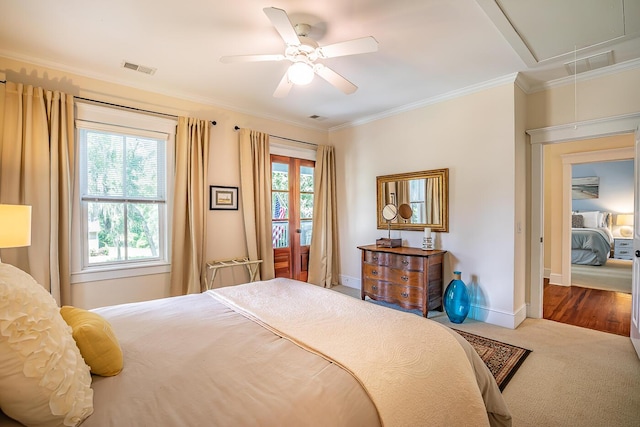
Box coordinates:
[271,155,314,281]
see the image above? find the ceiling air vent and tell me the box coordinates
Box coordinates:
[122,61,157,75]
[564,51,613,75]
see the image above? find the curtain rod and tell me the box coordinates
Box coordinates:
[75,96,216,125]
[233,126,317,147]
[0,82,216,125]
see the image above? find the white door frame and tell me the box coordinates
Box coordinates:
[527,112,640,318]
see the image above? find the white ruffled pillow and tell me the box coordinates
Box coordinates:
[0,263,93,427]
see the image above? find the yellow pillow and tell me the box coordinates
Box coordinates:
[60,306,123,376]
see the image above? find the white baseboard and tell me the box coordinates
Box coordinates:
[341,274,526,329]
[549,272,568,286]
[339,274,361,289]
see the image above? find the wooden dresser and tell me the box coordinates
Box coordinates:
[358,245,446,317]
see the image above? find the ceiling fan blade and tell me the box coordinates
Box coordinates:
[273,72,294,98]
[317,36,378,58]
[220,54,285,64]
[314,65,357,95]
[263,7,300,46]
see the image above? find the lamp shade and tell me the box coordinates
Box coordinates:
[0,204,32,248]
[616,214,634,226]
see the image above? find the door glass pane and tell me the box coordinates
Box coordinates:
[300,219,313,246]
[272,192,288,219]
[300,193,313,219]
[272,162,289,191]
[272,221,289,248]
[300,166,313,192]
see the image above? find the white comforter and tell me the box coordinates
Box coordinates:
[211,278,507,427]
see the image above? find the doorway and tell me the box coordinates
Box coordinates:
[271,155,315,281]
[528,113,640,332]
[541,144,633,335]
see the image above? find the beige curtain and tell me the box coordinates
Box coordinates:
[0,82,75,305]
[308,145,340,288]
[170,117,210,295]
[238,128,274,280]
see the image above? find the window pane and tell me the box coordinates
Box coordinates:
[86,131,124,197]
[300,220,313,246]
[88,202,125,264]
[300,166,314,192]
[126,137,164,198]
[272,221,289,248]
[127,203,160,260]
[300,193,313,219]
[272,162,289,191]
[272,192,288,219]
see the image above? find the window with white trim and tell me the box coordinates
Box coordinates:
[74,103,175,277]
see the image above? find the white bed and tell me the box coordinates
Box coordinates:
[0,267,511,427]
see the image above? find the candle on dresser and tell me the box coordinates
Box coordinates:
[424,227,431,237]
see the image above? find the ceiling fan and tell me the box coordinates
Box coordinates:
[220,7,378,97]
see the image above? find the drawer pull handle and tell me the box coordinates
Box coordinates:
[372,270,378,276]
[401,275,409,281]
[402,260,409,265]
[401,292,409,298]
[372,285,378,291]
[372,256,378,261]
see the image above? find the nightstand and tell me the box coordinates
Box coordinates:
[613,238,633,260]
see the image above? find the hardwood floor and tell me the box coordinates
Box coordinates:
[544,280,632,337]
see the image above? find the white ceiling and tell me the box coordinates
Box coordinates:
[1,0,639,130]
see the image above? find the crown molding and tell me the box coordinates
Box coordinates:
[527,58,640,93]
[331,73,520,131]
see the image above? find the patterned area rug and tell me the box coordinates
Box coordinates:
[453,329,531,391]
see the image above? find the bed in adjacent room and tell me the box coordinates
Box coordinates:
[571,211,614,266]
[0,263,511,427]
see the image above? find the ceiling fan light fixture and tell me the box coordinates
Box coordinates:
[288,62,314,85]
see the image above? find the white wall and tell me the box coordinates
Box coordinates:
[331,83,526,328]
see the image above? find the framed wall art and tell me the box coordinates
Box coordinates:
[210,185,238,210]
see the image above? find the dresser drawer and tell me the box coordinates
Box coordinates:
[362,279,423,308]
[363,251,424,271]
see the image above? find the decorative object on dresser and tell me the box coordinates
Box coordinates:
[443,271,470,323]
[358,244,446,317]
[376,203,401,248]
[613,237,633,260]
[422,227,435,250]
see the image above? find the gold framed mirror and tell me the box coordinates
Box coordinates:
[376,168,449,232]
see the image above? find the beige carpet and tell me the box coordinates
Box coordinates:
[332,285,640,427]
[572,258,632,293]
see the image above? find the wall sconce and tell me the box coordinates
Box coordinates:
[0,204,32,261]
[616,213,634,238]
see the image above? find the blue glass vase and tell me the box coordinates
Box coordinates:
[443,271,470,324]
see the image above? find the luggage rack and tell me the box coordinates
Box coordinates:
[206,257,263,290]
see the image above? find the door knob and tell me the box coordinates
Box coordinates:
[295,229,302,233]
[635,250,640,258]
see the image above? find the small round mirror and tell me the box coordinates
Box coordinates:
[398,203,413,221]
[382,204,398,221]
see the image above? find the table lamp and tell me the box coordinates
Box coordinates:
[616,213,633,238]
[0,204,32,262]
